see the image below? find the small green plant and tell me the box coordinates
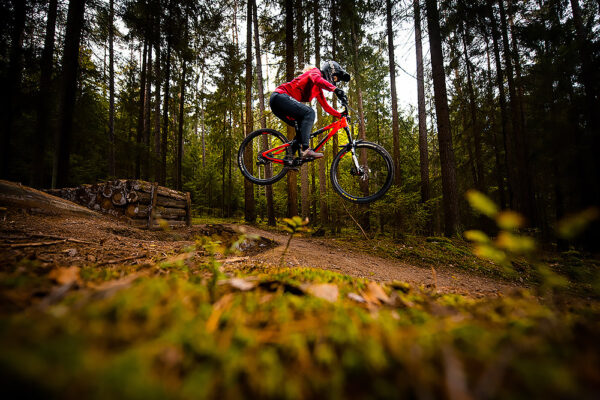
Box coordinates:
[280,216,310,265]
[464,190,567,294]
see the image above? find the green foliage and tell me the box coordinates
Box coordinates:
[464,190,580,294]
[280,216,310,265]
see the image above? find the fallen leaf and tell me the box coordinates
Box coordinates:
[301,283,339,302]
[206,293,234,333]
[361,282,392,305]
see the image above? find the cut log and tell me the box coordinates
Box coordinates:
[111,191,127,206]
[41,179,190,229]
[0,180,97,217]
[125,204,148,218]
[128,180,187,201]
[156,195,187,208]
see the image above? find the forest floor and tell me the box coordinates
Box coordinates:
[2,207,599,398]
[1,210,518,298]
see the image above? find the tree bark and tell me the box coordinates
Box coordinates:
[296,0,310,219]
[52,0,87,188]
[488,0,512,207]
[461,25,484,191]
[32,0,58,187]
[177,57,186,191]
[252,0,275,225]
[499,0,532,222]
[144,42,153,180]
[425,0,460,236]
[285,0,298,217]
[135,39,148,179]
[414,0,431,232]
[161,37,172,186]
[108,0,116,179]
[351,16,371,231]
[386,0,401,187]
[314,0,328,226]
[154,38,161,181]
[244,0,256,223]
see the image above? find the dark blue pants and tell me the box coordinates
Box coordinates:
[269,92,315,150]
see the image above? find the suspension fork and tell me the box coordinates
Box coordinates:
[344,127,361,170]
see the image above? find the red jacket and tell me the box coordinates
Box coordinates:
[274,68,342,118]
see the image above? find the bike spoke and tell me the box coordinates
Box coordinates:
[331,143,393,203]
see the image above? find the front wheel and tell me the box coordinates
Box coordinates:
[330,141,394,204]
[238,129,289,185]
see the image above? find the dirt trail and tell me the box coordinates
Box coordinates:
[240,225,520,297]
[0,204,519,297]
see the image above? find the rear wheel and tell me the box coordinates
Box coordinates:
[238,129,289,185]
[330,141,394,204]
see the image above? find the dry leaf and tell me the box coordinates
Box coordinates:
[361,282,392,305]
[219,277,257,291]
[48,266,81,285]
[301,283,339,302]
[206,293,234,333]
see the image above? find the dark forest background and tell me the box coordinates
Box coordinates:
[0,0,598,248]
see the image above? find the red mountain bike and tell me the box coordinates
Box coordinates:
[238,102,394,204]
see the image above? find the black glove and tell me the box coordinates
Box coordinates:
[334,88,348,105]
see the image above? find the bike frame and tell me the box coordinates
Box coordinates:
[261,117,355,165]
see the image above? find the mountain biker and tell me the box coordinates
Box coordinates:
[269,60,350,159]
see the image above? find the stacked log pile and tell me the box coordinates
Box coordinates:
[45,180,191,229]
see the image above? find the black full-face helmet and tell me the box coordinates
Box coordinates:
[320,60,351,85]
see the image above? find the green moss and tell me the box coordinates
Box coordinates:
[0,231,599,399]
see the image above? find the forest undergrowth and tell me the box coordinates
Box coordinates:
[1,222,599,399]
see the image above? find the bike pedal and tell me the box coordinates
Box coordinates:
[284,166,300,171]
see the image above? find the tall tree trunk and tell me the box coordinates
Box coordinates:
[2,0,26,179]
[414,0,430,214]
[330,0,339,232]
[499,0,530,220]
[386,0,401,186]
[200,72,206,168]
[177,58,186,191]
[314,0,328,226]
[161,38,172,186]
[244,0,256,223]
[144,44,153,180]
[425,0,460,236]
[569,0,600,204]
[135,40,148,179]
[485,37,506,208]
[295,0,310,219]
[108,0,116,179]
[461,25,484,191]
[52,0,86,188]
[32,0,58,187]
[285,0,298,217]
[154,38,161,181]
[488,0,512,207]
[351,16,371,231]
[252,0,275,225]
